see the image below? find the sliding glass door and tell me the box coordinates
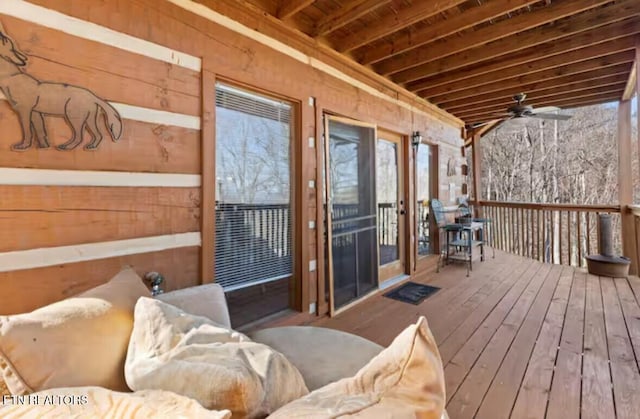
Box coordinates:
[324,116,378,313]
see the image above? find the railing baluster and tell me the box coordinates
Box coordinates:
[551,211,555,264]
[500,206,504,251]
[519,207,524,256]
[504,206,508,253]
[497,207,502,251]
[537,209,541,261]
[538,210,547,262]
[512,207,517,254]
[586,212,591,257]
[577,211,582,267]
[524,208,528,259]
[508,206,511,253]
[567,211,572,266]
[596,212,601,255]
[559,211,563,265]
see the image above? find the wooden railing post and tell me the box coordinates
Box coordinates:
[618,99,638,275]
[632,206,640,276]
[471,134,482,217]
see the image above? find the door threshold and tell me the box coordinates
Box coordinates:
[379,274,410,291]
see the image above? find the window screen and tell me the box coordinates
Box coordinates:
[215,83,293,291]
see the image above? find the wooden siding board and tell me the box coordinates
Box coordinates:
[0,15,201,115]
[0,186,200,252]
[0,102,201,173]
[0,246,200,315]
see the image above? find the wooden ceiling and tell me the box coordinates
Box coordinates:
[242,0,639,127]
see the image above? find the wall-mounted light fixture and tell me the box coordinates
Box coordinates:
[411,131,423,152]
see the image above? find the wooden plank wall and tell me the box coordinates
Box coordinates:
[0,0,463,316]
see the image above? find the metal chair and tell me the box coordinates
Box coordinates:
[458,197,495,258]
[430,198,464,272]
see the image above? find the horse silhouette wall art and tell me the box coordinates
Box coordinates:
[0,22,122,151]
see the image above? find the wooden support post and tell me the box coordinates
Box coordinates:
[201,70,216,283]
[471,134,482,217]
[618,99,638,275]
[637,42,640,190]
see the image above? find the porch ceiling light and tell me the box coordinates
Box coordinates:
[411,131,422,151]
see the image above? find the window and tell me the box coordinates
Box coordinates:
[215,83,293,326]
[416,143,433,256]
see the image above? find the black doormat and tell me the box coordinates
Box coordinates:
[384,282,440,305]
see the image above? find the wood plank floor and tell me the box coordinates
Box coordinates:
[312,251,640,419]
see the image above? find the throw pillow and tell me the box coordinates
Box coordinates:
[0,386,231,418]
[267,316,446,419]
[158,283,231,327]
[0,376,9,398]
[125,297,308,418]
[0,267,149,395]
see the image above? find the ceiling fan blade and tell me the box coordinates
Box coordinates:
[530,113,571,121]
[532,106,561,113]
[470,121,490,127]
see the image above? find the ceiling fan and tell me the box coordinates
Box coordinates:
[466,93,572,132]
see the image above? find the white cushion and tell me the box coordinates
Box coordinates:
[125,297,308,417]
[0,267,149,395]
[158,283,231,328]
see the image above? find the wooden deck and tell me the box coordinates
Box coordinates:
[312,251,640,419]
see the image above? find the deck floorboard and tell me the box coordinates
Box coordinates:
[312,250,640,418]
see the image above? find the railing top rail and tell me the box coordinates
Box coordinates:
[630,204,640,216]
[478,200,621,213]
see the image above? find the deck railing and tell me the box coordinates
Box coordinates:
[632,205,640,273]
[479,201,621,268]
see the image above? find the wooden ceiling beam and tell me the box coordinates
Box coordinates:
[444,73,630,113]
[622,60,637,100]
[456,83,627,119]
[412,35,638,98]
[427,57,633,105]
[434,50,633,108]
[356,0,540,66]
[337,0,466,53]
[312,0,387,37]
[392,2,640,83]
[463,92,624,124]
[277,0,315,19]
[375,0,616,78]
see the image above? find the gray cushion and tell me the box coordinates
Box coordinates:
[248,326,384,391]
[157,284,231,328]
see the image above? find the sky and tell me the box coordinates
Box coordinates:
[602,97,638,114]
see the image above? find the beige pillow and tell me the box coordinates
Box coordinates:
[0,376,9,398]
[0,267,149,395]
[125,297,308,418]
[267,316,446,419]
[0,386,231,418]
